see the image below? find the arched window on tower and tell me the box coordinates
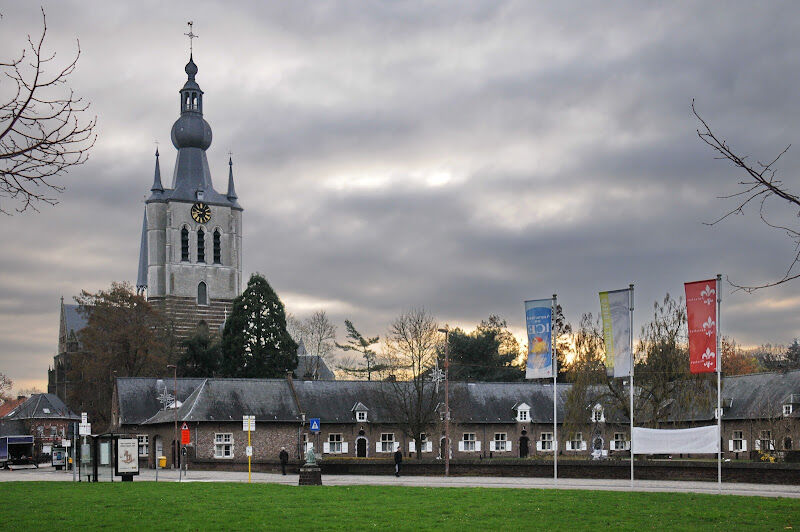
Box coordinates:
[197,228,205,263]
[213,229,221,264]
[191,93,197,110]
[181,227,189,261]
[197,282,208,305]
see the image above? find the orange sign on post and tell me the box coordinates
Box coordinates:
[181,422,191,445]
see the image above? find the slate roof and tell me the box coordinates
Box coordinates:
[720,370,800,420]
[115,377,207,425]
[64,304,88,337]
[0,397,27,418]
[114,371,800,428]
[294,355,336,381]
[293,380,398,423]
[141,379,301,424]
[448,382,571,423]
[2,394,79,421]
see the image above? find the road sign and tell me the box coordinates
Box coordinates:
[246,446,253,457]
[81,412,88,424]
[181,422,189,431]
[79,423,91,436]
[181,429,190,445]
[242,415,255,431]
[309,418,320,432]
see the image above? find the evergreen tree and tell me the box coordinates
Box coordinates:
[178,332,221,377]
[219,274,298,378]
[445,315,523,382]
[335,320,386,380]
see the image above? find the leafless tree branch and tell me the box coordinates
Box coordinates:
[693,99,800,292]
[0,8,96,214]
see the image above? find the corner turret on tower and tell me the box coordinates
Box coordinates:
[227,156,241,209]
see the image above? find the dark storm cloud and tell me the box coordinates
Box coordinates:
[1,1,800,389]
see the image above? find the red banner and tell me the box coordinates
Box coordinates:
[685,279,718,373]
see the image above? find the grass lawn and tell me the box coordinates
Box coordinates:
[1,482,798,530]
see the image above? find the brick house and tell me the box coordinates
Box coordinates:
[0,393,80,456]
[111,370,800,469]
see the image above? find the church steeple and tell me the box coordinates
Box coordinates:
[150,148,163,193]
[136,208,148,295]
[227,156,240,208]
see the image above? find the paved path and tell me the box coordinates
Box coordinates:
[2,466,799,498]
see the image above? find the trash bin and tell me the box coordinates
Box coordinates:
[158,456,167,468]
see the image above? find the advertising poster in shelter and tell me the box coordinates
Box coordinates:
[524,299,552,379]
[116,438,139,475]
[685,279,718,373]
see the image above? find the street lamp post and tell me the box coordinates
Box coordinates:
[437,326,450,477]
[166,364,178,475]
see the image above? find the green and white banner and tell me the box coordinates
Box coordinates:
[599,288,632,378]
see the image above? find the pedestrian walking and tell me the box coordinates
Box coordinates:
[279,447,289,475]
[394,448,403,477]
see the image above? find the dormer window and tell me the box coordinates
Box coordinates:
[515,403,530,422]
[352,402,369,422]
[784,404,793,416]
[592,404,605,423]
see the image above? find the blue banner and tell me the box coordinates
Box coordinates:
[525,299,553,379]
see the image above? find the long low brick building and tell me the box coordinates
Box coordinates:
[111,371,800,469]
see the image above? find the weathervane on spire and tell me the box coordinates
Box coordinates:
[185,21,198,54]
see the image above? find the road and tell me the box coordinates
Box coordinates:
[2,465,799,498]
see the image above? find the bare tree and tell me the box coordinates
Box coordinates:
[0,372,13,403]
[693,100,800,291]
[294,310,337,379]
[380,308,442,458]
[1,8,96,214]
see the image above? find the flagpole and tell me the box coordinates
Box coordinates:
[716,274,722,493]
[552,294,558,485]
[629,283,634,487]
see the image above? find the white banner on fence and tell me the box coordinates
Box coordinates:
[632,425,719,455]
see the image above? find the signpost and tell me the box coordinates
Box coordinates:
[243,416,255,483]
[181,422,190,445]
[79,423,91,436]
[309,418,320,432]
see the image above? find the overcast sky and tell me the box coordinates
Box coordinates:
[2,1,800,391]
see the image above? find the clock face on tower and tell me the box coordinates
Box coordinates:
[191,202,211,224]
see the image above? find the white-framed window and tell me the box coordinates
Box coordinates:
[567,433,585,451]
[612,432,628,451]
[758,430,774,451]
[409,433,432,453]
[784,404,793,416]
[732,431,744,452]
[380,433,395,453]
[493,433,508,452]
[356,411,367,422]
[591,405,605,423]
[138,435,149,457]
[462,433,476,452]
[214,433,233,458]
[516,404,530,422]
[539,432,554,451]
[328,433,342,453]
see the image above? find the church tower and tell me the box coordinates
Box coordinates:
[137,53,243,340]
